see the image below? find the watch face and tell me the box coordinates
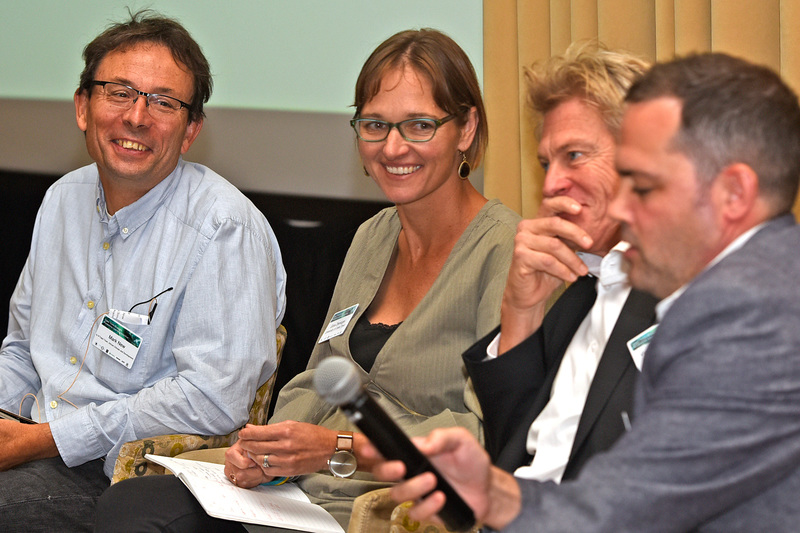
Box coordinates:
[328,450,357,478]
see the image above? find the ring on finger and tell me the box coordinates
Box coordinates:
[262,453,271,469]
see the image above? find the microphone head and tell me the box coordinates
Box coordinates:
[314,356,363,406]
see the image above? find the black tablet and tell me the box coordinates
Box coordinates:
[0,407,36,424]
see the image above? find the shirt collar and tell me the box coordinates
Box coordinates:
[577,241,630,288]
[95,159,184,238]
[655,222,766,321]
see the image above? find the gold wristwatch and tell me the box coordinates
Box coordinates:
[328,430,357,478]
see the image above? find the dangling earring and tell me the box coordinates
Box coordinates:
[458,151,471,179]
[363,166,369,177]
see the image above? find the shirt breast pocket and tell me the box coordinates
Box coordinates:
[90,321,155,393]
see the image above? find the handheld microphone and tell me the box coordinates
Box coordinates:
[314,356,476,532]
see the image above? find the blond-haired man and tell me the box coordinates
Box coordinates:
[464,43,653,482]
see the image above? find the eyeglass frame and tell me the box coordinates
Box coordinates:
[90,80,192,114]
[350,113,457,143]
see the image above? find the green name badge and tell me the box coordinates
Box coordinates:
[92,315,142,369]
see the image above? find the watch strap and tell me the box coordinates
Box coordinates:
[335,431,354,453]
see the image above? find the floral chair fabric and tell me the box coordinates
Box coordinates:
[347,487,480,533]
[110,324,287,484]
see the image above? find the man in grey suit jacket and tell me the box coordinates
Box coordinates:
[372,52,800,532]
[462,44,656,482]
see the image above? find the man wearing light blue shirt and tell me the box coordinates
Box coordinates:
[0,10,286,531]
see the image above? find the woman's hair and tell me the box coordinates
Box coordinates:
[353,28,488,168]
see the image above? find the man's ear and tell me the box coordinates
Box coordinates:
[75,90,89,132]
[181,118,203,154]
[713,163,759,222]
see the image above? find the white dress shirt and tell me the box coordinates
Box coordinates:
[488,242,633,483]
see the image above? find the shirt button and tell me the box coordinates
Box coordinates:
[87,301,95,309]
[50,400,58,409]
[122,227,129,234]
[69,356,78,365]
[103,242,110,250]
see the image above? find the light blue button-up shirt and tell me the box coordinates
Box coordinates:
[0,159,286,478]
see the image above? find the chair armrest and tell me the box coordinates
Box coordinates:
[347,488,480,533]
[347,487,396,532]
[390,500,480,533]
[111,324,287,484]
[111,432,238,484]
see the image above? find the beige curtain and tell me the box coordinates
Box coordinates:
[483,0,800,218]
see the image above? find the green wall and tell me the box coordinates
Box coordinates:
[1,0,483,113]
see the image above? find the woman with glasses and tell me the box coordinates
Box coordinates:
[95,28,520,532]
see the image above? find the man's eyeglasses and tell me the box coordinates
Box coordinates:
[91,81,191,116]
[350,114,456,142]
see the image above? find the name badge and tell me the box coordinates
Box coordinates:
[92,316,142,369]
[626,324,658,371]
[318,304,358,343]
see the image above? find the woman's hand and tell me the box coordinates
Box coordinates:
[224,421,339,487]
[223,439,270,488]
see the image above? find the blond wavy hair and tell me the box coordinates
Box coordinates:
[525,41,649,136]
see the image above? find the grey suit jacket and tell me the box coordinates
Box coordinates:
[505,214,800,532]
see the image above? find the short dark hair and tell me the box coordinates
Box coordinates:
[352,28,488,169]
[626,52,800,214]
[78,9,212,123]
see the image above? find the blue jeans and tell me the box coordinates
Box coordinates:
[0,456,107,532]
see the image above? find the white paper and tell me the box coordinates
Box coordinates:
[145,455,343,533]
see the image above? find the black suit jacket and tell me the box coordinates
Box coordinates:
[463,277,658,479]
